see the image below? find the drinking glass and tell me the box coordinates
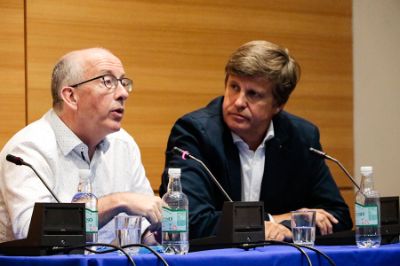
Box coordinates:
[291,210,316,247]
[115,215,142,255]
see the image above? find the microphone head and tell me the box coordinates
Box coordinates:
[6,154,25,165]
[309,147,326,157]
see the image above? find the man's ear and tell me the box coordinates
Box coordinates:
[60,86,78,110]
[274,103,285,115]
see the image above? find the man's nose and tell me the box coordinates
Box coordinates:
[234,91,247,109]
[115,82,129,101]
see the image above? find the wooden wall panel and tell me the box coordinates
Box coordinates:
[0,1,26,149]
[26,0,353,214]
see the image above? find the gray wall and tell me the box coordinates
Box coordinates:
[353,0,400,196]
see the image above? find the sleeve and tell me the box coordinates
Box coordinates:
[159,116,223,239]
[128,135,154,196]
[307,126,353,232]
[0,144,56,240]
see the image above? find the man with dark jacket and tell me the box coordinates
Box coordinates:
[160,40,352,241]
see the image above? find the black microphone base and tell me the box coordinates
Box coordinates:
[0,202,86,256]
[190,201,265,251]
[0,238,84,256]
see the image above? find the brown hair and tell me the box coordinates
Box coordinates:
[225,40,300,106]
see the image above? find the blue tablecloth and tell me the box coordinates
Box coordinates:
[1,244,400,266]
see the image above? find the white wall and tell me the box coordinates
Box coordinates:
[353,0,400,196]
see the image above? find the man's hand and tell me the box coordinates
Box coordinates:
[98,192,165,230]
[298,208,338,235]
[123,193,165,230]
[264,221,292,241]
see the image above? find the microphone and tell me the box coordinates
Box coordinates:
[172,147,233,202]
[1,154,86,255]
[6,154,61,203]
[309,147,360,190]
[310,148,400,246]
[171,146,265,251]
[6,154,25,166]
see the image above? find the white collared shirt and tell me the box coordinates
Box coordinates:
[232,121,275,202]
[0,109,153,243]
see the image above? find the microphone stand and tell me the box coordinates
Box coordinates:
[6,154,61,203]
[171,147,265,251]
[309,148,360,190]
[172,147,233,202]
[1,154,86,255]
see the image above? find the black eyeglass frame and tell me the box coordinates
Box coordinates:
[69,74,133,93]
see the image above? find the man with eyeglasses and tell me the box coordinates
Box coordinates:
[160,40,352,242]
[0,48,163,244]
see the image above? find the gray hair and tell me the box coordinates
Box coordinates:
[51,55,83,109]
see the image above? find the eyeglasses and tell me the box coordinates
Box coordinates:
[69,74,133,93]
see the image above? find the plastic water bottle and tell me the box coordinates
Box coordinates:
[72,169,98,247]
[355,166,381,248]
[162,168,189,254]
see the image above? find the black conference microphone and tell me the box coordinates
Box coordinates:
[309,147,361,190]
[1,154,86,256]
[6,154,61,203]
[171,146,265,251]
[310,147,400,246]
[172,147,233,202]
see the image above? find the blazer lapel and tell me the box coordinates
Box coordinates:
[223,129,242,201]
[260,112,290,205]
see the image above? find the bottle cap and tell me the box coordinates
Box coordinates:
[168,168,181,176]
[79,169,91,180]
[360,166,373,175]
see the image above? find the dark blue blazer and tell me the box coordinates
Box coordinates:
[160,96,352,239]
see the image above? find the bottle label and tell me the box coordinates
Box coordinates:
[162,207,188,232]
[355,203,379,226]
[85,208,98,233]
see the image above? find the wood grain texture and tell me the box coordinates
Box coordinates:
[25,0,353,211]
[0,1,26,149]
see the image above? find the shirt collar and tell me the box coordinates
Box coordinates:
[47,109,110,156]
[232,120,275,149]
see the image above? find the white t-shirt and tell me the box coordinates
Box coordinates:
[0,109,153,243]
